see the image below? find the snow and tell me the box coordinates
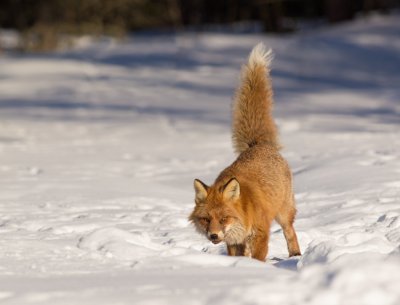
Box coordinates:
[1,13,400,304]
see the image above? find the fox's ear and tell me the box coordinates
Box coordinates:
[222,178,240,201]
[194,179,209,204]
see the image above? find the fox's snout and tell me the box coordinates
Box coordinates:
[208,231,223,244]
[210,234,218,241]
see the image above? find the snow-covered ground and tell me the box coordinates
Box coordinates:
[1,14,400,305]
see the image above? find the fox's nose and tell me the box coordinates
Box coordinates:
[210,234,219,240]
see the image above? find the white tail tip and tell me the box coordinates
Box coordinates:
[248,43,273,68]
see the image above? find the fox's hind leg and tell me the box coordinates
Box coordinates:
[275,198,301,257]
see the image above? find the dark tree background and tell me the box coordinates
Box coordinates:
[0,0,398,50]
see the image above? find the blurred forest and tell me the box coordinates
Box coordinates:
[0,0,399,51]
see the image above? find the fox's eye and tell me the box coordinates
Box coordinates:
[220,217,228,224]
[200,217,210,224]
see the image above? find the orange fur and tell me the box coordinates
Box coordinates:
[189,43,301,261]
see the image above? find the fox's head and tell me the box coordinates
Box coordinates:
[188,178,246,245]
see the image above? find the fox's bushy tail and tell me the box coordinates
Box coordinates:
[232,43,280,154]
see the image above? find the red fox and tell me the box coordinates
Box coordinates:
[189,43,301,261]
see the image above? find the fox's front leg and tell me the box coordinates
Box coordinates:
[227,244,243,256]
[251,233,269,262]
[227,243,252,257]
